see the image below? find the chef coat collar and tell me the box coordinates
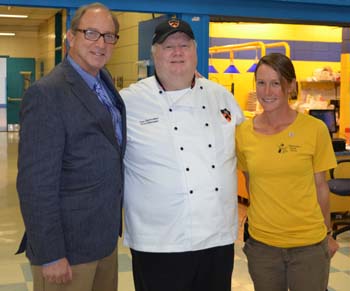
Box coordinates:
[155,72,196,91]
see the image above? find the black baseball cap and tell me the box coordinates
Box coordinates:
[152,18,195,45]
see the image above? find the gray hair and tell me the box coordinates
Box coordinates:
[70,2,119,33]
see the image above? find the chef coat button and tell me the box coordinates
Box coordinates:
[159,90,163,94]
[215,187,219,191]
[200,86,203,89]
[208,144,212,148]
[212,165,215,169]
[186,167,190,171]
[189,190,194,194]
[169,108,173,112]
[180,147,184,151]
[174,127,178,131]
[202,105,206,109]
[205,123,209,127]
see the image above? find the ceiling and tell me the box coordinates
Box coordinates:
[0,5,61,32]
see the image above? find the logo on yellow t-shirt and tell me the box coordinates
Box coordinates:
[277,143,288,154]
[277,143,301,153]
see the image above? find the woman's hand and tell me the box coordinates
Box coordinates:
[328,235,339,258]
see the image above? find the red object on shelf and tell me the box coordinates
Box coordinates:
[345,127,350,145]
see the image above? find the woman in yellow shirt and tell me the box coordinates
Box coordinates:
[236,53,339,291]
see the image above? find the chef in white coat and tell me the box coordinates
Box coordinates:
[120,18,244,291]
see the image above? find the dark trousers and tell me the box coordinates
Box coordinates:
[131,244,234,291]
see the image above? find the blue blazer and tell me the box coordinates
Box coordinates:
[16,58,126,265]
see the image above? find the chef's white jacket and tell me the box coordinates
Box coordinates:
[120,76,244,252]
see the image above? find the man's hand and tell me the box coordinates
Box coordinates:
[42,257,73,284]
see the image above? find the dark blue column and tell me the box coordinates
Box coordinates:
[180,14,210,78]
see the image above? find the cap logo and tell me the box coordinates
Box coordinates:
[168,19,180,28]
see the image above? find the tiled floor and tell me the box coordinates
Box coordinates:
[0,131,349,291]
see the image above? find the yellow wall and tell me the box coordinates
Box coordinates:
[38,15,56,79]
[209,22,342,111]
[0,32,38,58]
[61,9,67,57]
[36,10,67,80]
[0,10,153,86]
[0,13,60,81]
[107,12,158,90]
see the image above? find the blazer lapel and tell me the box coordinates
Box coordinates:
[62,60,119,150]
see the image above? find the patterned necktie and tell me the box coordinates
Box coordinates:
[93,81,122,145]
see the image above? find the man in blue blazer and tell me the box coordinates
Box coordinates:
[16,3,125,290]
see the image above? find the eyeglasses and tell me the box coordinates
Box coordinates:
[76,29,119,44]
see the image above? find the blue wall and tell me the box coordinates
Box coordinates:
[3,0,350,77]
[4,0,350,25]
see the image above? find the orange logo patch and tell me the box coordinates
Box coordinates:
[168,19,180,28]
[220,108,231,122]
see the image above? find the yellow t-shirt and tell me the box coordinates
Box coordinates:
[236,112,337,247]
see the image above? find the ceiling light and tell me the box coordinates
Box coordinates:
[224,64,240,74]
[247,63,257,73]
[0,14,28,18]
[208,65,218,73]
[247,49,259,73]
[224,51,240,74]
[0,32,16,36]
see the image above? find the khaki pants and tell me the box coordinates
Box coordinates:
[31,245,118,291]
[243,237,330,291]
